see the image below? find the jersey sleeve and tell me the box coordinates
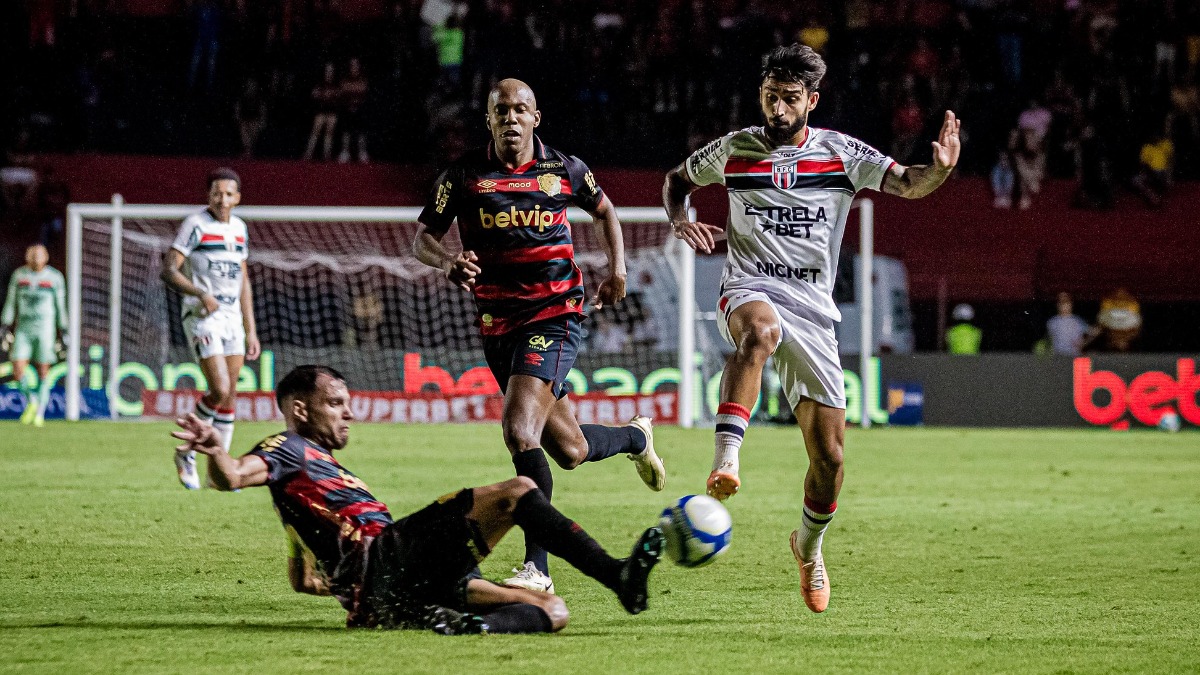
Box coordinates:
[417,165,463,236]
[171,216,200,256]
[1,272,16,326]
[683,133,735,187]
[246,432,305,484]
[565,155,604,212]
[53,270,67,331]
[837,134,895,193]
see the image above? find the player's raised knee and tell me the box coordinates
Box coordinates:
[739,320,781,359]
[507,475,539,496]
[502,422,543,455]
[549,443,587,470]
[219,381,239,407]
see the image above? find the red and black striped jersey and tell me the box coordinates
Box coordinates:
[418,136,605,335]
[248,432,393,613]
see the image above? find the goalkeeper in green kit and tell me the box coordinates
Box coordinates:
[2,245,67,426]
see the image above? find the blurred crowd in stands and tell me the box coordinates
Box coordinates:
[3,0,1199,352]
[3,0,1198,181]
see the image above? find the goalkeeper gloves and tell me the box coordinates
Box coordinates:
[1,327,13,354]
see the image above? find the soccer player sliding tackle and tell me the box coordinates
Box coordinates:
[413,79,666,594]
[171,365,664,634]
[161,168,260,489]
[663,44,961,612]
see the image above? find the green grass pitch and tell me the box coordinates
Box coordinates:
[1,422,1198,674]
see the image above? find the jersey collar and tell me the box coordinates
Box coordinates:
[486,135,546,174]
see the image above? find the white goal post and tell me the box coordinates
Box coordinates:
[64,197,874,427]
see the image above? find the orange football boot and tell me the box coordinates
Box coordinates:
[706,470,740,500]
[790,529,830,613]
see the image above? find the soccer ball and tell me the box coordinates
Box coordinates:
[1158,412,1182,433]
[659,495,732,568]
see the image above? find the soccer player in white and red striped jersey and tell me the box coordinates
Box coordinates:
[663,44,961,613]
[161,168,261,489]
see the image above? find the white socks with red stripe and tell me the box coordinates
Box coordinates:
[713,402,751,475]
[213,407,235,451]
[198,399,234,451]
[797,497,837,561]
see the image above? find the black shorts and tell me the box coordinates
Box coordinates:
[361,489,489,626]
[483,314,584,400]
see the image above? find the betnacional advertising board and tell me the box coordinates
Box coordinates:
[2,347,1196,428]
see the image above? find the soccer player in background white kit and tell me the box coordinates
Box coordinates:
[161,168,261,489]
[663,44,961,613]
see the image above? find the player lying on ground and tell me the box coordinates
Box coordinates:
[170,365,664,634]
[413,78,665,593]
[2,244,66,427]
[663,44,961,613]
[161,167,261,489]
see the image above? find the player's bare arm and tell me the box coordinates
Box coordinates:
[882,110,962,199]
[587,194,627,309]
[171,413,268,490]
[663,165,724,254]
[288,552,331,596]
[240,261,260,360]
[161,249,220,315]
[413,223,480,292]
[285,530,331,596]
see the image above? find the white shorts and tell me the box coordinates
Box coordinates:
[183,313,246,360]
[716,288,846,410]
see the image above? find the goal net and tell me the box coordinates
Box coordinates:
[64,203,730,425]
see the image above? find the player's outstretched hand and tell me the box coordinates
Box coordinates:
[199,293,220,316]
[446,251,481,292]
[672,220,724,254]
[172,413,223,456]
[245,333,261,361]
[591,273,627,310]
[932,110,962,171]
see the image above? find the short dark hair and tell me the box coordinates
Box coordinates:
[761,44,827,92]
[207,167,241,191]
[275,365,347,408]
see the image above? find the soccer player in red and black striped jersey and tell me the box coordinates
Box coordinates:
[170,365,664,634]
[414,79,666,594]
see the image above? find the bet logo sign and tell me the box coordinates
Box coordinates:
[1073,357,1199,429]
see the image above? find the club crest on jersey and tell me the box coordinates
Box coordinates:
[538,173,562,196]
[772,161,798,189]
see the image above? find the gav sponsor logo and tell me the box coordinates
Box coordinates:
[689,138,722,171]
[1073,357,1200,429]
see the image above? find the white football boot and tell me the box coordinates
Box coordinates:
[175,450,201,490]
[626,416,666,491]
[502,562,555,594]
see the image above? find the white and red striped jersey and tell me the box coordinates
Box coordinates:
[684,126,894,322]
[170,209,249,321]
